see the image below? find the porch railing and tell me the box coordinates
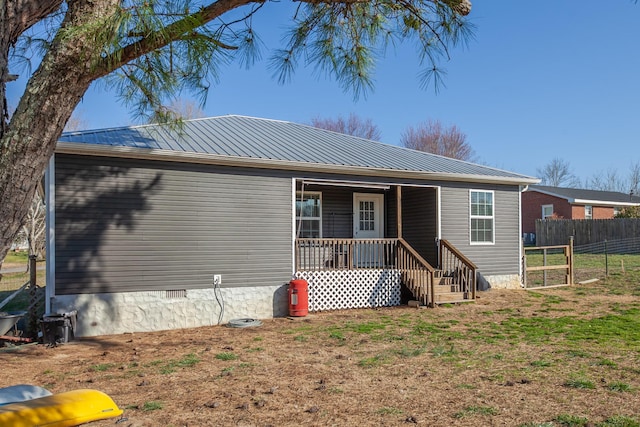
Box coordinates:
[294,238,475,306]
[439,239,477,300]
[295,238,398,271]
[295,238,438,306]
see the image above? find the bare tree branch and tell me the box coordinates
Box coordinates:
[401,119,475,161]
[536,158,580,188]
[310,113,382,140]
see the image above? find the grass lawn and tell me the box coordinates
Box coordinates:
[1,271,639,426]
[525,251,640,287]
[2,251,30,266]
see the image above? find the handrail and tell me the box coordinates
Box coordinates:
[440,239,477,269]
[397,238,436,272]
[439,239,476,301]
[397,238,436,307]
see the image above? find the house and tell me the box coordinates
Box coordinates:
[522,185,640,242]
[45,115,538,337]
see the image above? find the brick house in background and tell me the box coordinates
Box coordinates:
[522,185,640,243]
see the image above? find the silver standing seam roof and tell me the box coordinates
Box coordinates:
[57,115,538,185]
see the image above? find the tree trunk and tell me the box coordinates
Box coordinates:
[0,0,119,269]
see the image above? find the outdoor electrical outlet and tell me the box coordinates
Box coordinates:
[213,275,222,286]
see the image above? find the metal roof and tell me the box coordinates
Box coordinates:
[58,115,538,184]
[527,185,640,206]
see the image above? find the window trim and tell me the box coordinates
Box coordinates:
[584,205,593,220]
[469,189,495,245]
[541,204,554,220]
[296,191,322,238]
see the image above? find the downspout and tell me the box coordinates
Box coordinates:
[396,185,402,239]
[519,185,525,288]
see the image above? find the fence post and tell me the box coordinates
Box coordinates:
[604,239,608,277]
[543,248,547,287]
[522,253,527,288]
[28,255,39,339]
[568,236,574,286]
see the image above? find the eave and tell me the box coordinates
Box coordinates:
[55,142,540,186]
[527,187,640,207]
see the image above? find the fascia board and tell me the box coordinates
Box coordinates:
[526,188,571,201]
[56,142,540,186]
[571,198,640,207]
[528,188,640,207]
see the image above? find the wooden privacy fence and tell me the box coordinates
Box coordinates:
[523,239,574,289]
[536,218,640,246]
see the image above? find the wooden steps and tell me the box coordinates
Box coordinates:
[403,268,475,306]
[433,291,472,304]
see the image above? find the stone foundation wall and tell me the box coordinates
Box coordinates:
[484,274,522,290]
[51,284,289,337]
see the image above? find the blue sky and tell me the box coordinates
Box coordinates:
[7,1,640,183]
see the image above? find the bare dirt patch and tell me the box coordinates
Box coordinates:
[1,284,639,427]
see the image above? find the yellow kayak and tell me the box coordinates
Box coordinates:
[0,389,123,427]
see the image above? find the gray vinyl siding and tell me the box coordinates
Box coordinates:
[54,154,292,295]
[402,187,438,266]
[440,183,520,275]
[386,187,398,239]
[54,155,522,295]
[318,186,353,238]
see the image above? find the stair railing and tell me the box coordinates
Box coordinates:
[438,239,477,301]
[397,238,437,307]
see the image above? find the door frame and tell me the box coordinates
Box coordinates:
[353,193,385,239]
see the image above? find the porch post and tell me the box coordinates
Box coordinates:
[396,185,402,239]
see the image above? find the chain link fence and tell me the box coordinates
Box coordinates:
[523,237,640,287]
[1,258,46,339]
[573,237,640,281]
[0,260,46,293]
[1,258,46,325]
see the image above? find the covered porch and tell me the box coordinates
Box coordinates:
[293,179,476,310]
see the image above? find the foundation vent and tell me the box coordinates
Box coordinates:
[165,289,187,299]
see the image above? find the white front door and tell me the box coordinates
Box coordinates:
[353,193,384,268]
[353,193,384,239]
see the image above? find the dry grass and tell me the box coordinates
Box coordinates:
[1,273,640,427]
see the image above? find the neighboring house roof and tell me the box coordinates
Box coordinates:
[57,115,538,185]
[526,185,640,207]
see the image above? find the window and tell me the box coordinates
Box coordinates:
[470,190,494,244]
[359,200,375,231]
[296,192,322,238]
[585,205,593,220]
[614,206,621,217]
[542,204,554,219]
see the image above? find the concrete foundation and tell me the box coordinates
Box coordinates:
[50,284,289,337]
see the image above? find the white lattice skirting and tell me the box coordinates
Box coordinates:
[295,269,401,311]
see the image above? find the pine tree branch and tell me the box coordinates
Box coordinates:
[97,0,259,76]
[6,0,64,44]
